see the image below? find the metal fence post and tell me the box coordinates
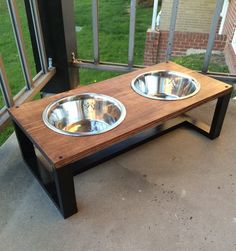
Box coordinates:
[166,0,179,61]
[92,0,99,64]
[202,0,224,73]
[128,0,137,68]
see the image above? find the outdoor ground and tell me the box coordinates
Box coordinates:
[0,0,232,146]
[0,100,236,250]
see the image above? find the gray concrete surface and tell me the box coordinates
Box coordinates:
[0,100,236,251]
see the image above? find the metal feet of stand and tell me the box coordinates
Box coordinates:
[184,92,231,139]
[13,122,78,218]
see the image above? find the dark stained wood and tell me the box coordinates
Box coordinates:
[9,62,232,168]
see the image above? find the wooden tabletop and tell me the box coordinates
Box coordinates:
[9,62,232,168]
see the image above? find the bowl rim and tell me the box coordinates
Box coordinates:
[131,70,201,101]
[42,92,126,137]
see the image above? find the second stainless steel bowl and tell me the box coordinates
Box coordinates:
[42,93,126,136]
[131,70,200,100]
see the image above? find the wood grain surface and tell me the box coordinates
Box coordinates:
[9,62,232,168]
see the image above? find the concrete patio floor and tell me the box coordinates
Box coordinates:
[0,100,236,251]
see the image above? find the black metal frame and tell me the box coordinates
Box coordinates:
[13,91,231,218]
[13,121,77,218]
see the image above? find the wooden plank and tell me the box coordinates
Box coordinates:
[9,62,232,168]
[14,68,56,105]
[0,69,55,132]
[0,111,11,133]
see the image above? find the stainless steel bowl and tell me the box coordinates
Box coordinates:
[131,70,200,100]
[42,93,126,136]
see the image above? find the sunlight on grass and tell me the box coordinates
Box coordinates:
[79,69,121,86]
[173,54,229,73]
[75,0,152,64]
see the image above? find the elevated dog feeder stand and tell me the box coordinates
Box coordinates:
[9,62,232,218]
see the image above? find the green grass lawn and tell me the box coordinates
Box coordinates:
[173,53,229,73]
[0,1,37,146]
[75,0,153,84]
[0,0,232,146]
[0,1,36,108]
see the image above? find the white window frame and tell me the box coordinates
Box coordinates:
[232,29,236,54]
[219,0,229,35]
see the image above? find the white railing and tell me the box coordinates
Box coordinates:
[151,0,159,31]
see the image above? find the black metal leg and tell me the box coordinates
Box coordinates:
[13,121,39,175]
[54,166,78,218]
[13,121,78,218]
[184,92,232,139]
[208,92,231,139]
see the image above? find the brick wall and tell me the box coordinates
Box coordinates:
[222,0,235,36]
[160,0,216,33]
[144,29,226,65]
[222,0,236,73]
[144,29,160,65]
[225,45,236,74]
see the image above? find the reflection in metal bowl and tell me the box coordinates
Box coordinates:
[131,70,200,100]
[42,93,126,136]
